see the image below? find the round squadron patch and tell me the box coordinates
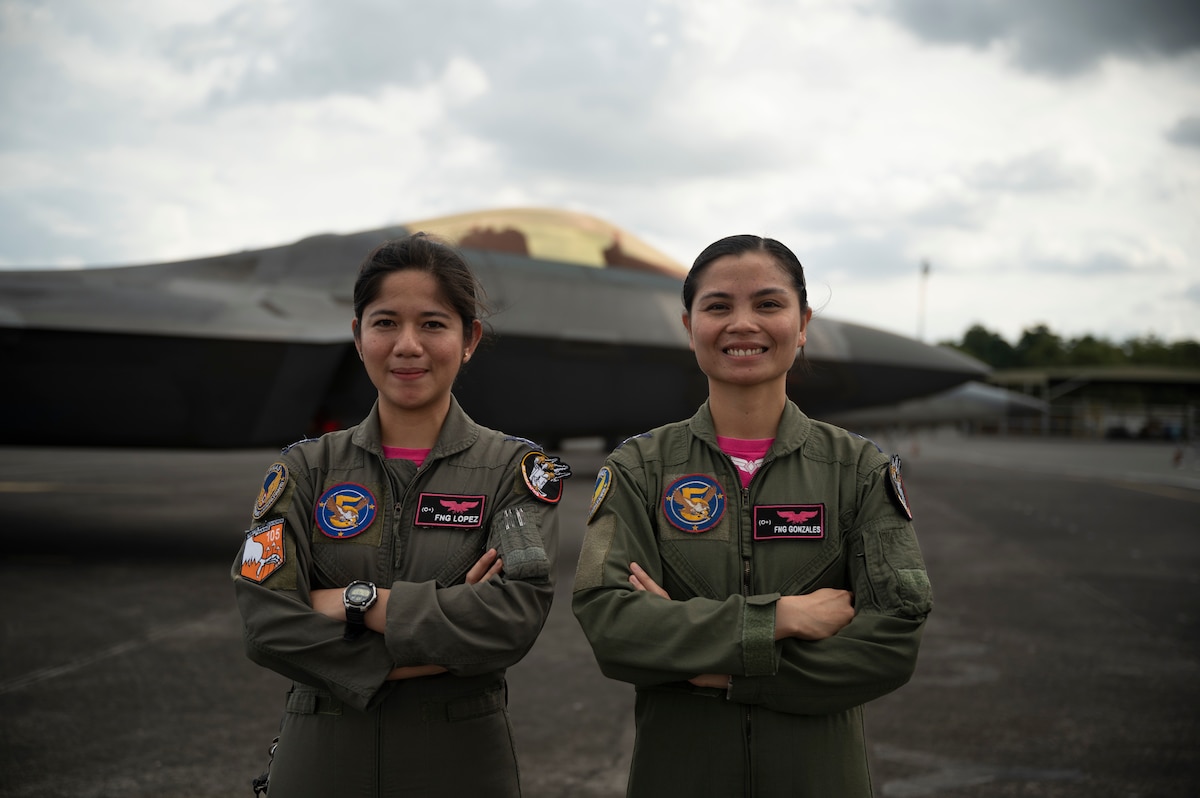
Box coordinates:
[521,451,572,504]
[315,483,378,539]
[662,474,726,533]
[252,462,289,520]
[887,454,913,520]
[587,466,613,523]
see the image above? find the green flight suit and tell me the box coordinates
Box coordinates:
[573,400,931,797]
[232,398,564,797]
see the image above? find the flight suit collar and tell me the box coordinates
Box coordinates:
[351,395,481,462]
[685,399,814,460]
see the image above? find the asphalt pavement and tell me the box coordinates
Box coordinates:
[1,432,1197,797]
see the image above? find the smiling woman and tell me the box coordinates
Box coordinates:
[572,234,933,797]
[232,233,571,798]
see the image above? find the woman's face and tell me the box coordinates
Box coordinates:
[352,269,482,418]
[682,251,811,392]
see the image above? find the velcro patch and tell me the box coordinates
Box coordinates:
[663,474,726,533]
[887,454,913,520]
[415,493,487,528]
[520,451,571,504]
[241,519,286,582]
[753,504,825,540]
[315,483,378,539]
[252,462,288,520]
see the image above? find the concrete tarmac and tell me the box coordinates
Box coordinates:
[1,433,1197,797]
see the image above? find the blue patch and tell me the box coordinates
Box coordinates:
[662,474,726,534]
[252,462,288,520]
[587,466,613,523]
[315,483,378,539]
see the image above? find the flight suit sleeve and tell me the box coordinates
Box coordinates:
[727,460,933,715]
[572,459,779,687]
[231,455,396,712]
[380,453,560,676]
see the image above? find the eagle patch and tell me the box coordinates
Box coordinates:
[662,474,726,533]
[241,519,285,583]
[315,483,378,539]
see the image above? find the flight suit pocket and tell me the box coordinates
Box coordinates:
[490,504,549,582]
[856,519,932,618]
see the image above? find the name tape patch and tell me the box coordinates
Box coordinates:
[415,492,487,528]
[753,504,825,540]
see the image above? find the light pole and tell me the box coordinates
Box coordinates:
[917,259,930,342]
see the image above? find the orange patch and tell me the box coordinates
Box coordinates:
[241,519,286,583]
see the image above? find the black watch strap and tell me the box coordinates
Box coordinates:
[344,606,367,640]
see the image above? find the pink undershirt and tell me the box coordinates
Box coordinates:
[383,445,431,467]
[716,435,774,488]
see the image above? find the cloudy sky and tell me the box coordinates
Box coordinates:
[2,0,1198,345]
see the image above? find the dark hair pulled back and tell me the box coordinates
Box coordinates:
[682,234,808,313]
[353,232,488,337]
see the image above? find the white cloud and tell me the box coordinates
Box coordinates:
[0,0,1197,344]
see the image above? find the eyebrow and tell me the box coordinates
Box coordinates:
[366,308,454,320]
[698,286,791,302]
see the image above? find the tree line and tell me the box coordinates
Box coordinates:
[940,324,1200,370]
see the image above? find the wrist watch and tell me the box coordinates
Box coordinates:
[342,580,378,640]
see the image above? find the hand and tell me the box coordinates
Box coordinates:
[387,664,448,681]
[466,548,504,585]
[628,562,670,598]
[688,673,731,690]
[310,588,346,621]
[775,588,855,641]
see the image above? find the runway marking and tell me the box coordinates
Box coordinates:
[1105,480,1200,503]
[0,611,232,695]
[874,744,1082,796]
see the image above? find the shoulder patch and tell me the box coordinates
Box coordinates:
[887,454,913,520]
[315,483,378,538]
[662,474,726,533]
[520,451,572,504]
[252,462,289,520]
[587,466,613,523]
[240,519,286,583]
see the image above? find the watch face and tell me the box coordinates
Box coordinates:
[346,583,374,605]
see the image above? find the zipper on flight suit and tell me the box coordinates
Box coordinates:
[736,452,773,798]
[740,482,754,797]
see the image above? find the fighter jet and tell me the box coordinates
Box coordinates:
[0,208,987,448]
